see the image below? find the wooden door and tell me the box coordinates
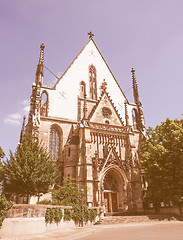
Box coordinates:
[104,193,109,212]
[111,192,118,212]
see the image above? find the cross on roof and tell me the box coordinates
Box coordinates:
[88,31,94,39]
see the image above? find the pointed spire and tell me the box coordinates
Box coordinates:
[20,116,26,143]
[125,101,129,126]
[35,43,45,86]
[131,68,141,105]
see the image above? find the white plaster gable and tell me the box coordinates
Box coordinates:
[42,39,129,121]
[89,91,123,126]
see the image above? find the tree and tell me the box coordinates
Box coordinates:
[3,135,57,202]
[52,177,85,206]
[0,146,5,181]
[141,118,183,211]
[52,178,97,225]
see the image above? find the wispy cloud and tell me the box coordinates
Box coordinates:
[4,113,22,126]
[4,100,30,126]
[20,99,29,106]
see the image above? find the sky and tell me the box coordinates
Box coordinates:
[0,0,183,157]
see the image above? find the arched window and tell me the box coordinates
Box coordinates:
[80,81,86,98]
[49,125,62,161]
[40,91,48,116]
[89,65,97,100]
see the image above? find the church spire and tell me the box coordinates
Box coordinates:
[19,116,26,144]
[131,68,141,105]
[35,43,45,86]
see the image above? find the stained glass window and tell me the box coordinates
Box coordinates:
[49,126,61,161]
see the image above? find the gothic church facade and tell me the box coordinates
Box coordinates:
[25,34,146,213]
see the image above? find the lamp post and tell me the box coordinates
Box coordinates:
[81,188,84,227]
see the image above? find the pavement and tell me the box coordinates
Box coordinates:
[5,221,183,240]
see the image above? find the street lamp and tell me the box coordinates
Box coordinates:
[81,188,84,227]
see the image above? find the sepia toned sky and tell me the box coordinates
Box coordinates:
[1,0,183,156]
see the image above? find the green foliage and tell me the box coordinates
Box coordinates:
[37,199,53,205]
[52,177,86,206]
[0,146,5,182]
[64,208,72,221]
[52,178,97,223]
[0,147,5,160]
[45,207,62,224]
[0,195,13,228]
[71,204,97,223]
[71,204,82,223]
[88,209,97,222]
[141,118,183,206]
[3,135,57,199]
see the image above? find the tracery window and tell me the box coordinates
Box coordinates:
[102,107,112,118]
[89,65,97,100]
[49,125,62,161]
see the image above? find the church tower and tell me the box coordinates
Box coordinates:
[26,33,146,213]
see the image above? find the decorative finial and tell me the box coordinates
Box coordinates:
[88,31,94,39]
[131,68,140,105]
[39,43,45,64]
[101,79,107,92]
[36,43,45,85]
[124,101,129,126]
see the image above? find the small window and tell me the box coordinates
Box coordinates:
[102,107,112,118]
[68,147,71,157]
[105,120,109,124]
[80,81,86,98]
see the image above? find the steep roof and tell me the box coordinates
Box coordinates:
[53,38,128,103]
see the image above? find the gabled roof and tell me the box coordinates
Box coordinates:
[53,38,91,89]
[53,37,128,103]
[101,147,129,181]
[88,88,124,126]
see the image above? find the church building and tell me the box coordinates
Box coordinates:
[25,33,146,213]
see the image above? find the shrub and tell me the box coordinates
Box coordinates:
[37,199,52,205]
[0,195,13,228]
[88,209,97,222]
[64,208,72,221]
[45,207,62,224]
[71,204,97,224]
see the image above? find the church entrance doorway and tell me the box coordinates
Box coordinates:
[103,171,119,212]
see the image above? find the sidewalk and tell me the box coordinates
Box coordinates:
[4,221,183,240]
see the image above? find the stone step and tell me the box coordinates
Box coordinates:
[95,214,183,225]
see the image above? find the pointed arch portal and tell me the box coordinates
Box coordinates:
[101,167,127,213]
